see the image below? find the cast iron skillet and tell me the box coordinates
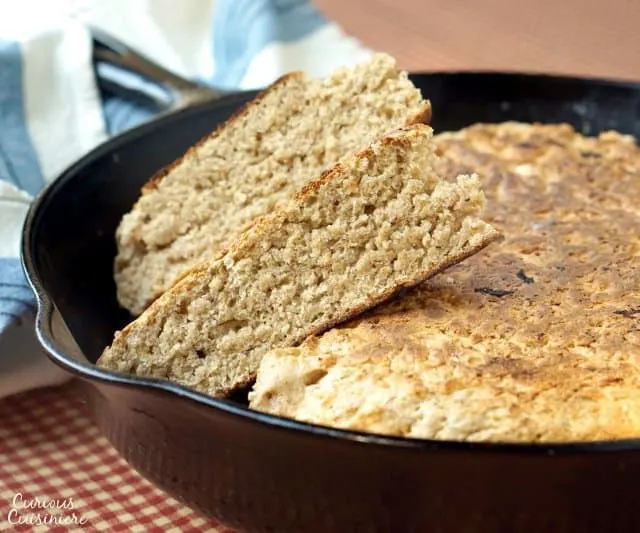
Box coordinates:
[21,32,640,533]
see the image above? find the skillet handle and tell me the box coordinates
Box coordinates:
[90,25,228,113]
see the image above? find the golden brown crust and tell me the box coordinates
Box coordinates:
[407,101,432,126]
[249,122,640,442]
[141,73,304,195]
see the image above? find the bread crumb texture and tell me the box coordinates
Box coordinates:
[114,53,431,315]
[250,122,640,443]
[98,124,497,398]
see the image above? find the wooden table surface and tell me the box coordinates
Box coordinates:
[316,0,640,81]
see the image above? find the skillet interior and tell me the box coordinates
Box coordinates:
[22,73,640,532]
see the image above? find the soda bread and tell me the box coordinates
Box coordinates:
[115,53,432,315]
[249,122,640,442]
[98,124,499,398]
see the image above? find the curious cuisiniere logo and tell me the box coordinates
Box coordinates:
[7,493,89,527]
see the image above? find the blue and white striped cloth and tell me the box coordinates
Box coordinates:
[0,0,371,398]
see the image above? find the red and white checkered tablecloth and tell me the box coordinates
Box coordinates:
[0,381,237,532]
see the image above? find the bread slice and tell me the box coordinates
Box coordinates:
[98,124,499,398]
[115,53,432,315]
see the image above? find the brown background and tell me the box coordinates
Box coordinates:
[316,0,640,81]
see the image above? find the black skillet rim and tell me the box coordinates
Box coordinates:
[21,71,640,455]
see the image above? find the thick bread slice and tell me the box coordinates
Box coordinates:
[98,124,499,398]
[115,53,432,315]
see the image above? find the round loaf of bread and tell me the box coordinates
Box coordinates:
[250,122,640,443]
